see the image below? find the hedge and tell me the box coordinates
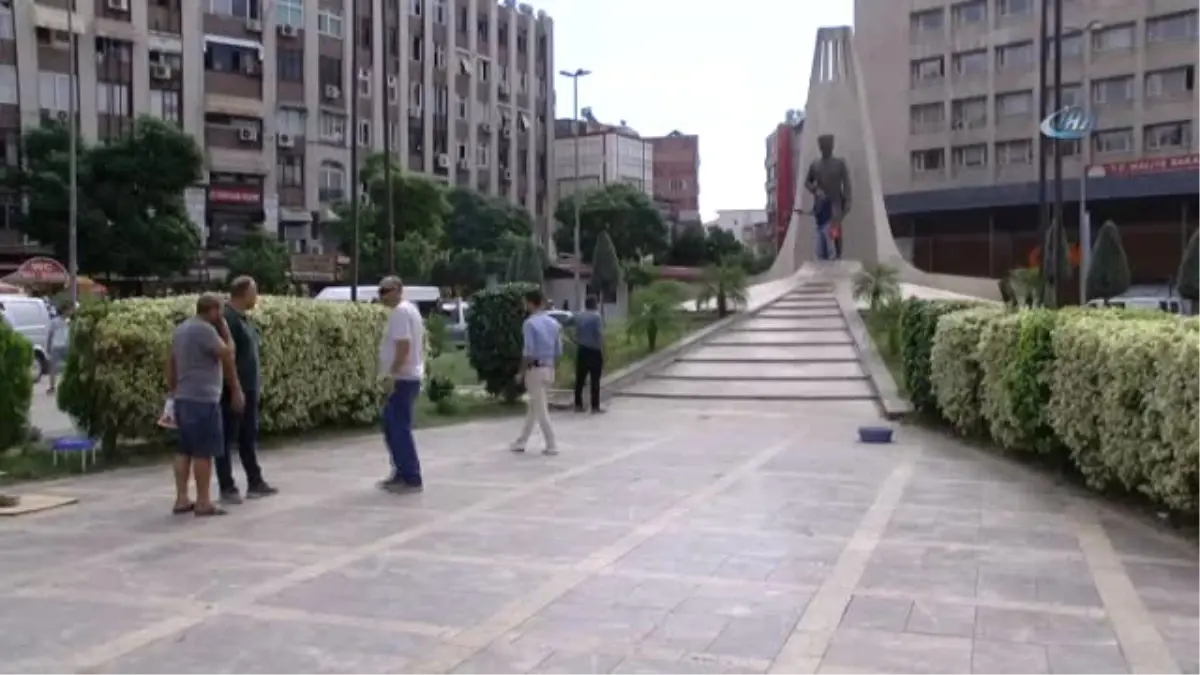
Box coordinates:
[0,321,33,450]
[896,299,1199,515]
[58,296,390,449]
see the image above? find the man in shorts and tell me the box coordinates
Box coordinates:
[166,293,244,516]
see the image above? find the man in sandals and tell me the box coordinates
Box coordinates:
[166,293,245,517]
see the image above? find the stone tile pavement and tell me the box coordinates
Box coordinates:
[0,398,1196,674]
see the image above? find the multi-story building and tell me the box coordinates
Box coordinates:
[553,117,653,199]
[707,208,767,249]
[0,0,556,278]
[856,0,1198,288]
[648,130,700,225]
[764,108,805,248]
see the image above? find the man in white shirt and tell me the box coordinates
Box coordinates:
[376,276,426,492]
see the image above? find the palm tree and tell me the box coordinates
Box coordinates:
[627,280,688,352]
[696,263,749,318]
[851,263,900,311]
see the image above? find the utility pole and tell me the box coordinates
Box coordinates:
[1051,0,1065,306]
[67,1,78,305]
[1078,21,1103,303]
[1036,0,1050,303]
[381,3,395,275]
[559,67,590,311]
[349,1,360,301]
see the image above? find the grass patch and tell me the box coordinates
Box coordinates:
[554,311,720,388]
[431,349,478,386]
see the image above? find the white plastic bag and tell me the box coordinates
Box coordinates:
[157,398,177,430]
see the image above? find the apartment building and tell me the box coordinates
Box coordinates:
[0,0,556,274]
[707,208,767,248]
[553,118,654,199]
[764,108,804,248]
[648,130,700,225]
[855,0,1198,284]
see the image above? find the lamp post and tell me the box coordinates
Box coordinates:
[1078,20,1103,303]
[67,1,77,304]
[348,0,360,301]
[559,67,590,311]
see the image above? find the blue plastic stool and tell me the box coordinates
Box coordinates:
[49,437,96,471]
[858,426,894,444]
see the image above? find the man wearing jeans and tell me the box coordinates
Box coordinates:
[216,276,277,504]
[509,288,561,455]
[376,276,425,493]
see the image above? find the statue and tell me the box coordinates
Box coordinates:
[804,134,852,261]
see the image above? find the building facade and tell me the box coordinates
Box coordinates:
[707,208,767,249]
[855,0,1198,288]
[552,122,653,199]
[0,0,556,275]
[648,131,700,225]
[764,108,804,248]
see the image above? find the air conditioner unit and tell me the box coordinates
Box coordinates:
[323,85,341,99]
[436,154,451,168]
[55,110,69,122]
[278,24,299,38]
[502,127,512,138]
[238,127,259,142]
[106,0,130,11]
[387,74,398,88]
[245,19,263,33]
[150,64,172,80]
[479,122,492,133]
[357,68,370,80]
[503,169,513,181]
[277,133,295,148]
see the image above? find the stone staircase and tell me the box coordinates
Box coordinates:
[613,281,877,402]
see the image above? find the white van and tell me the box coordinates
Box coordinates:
[314,285,442,315]
[0,294,52,380]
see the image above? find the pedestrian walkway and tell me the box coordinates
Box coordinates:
[0,396,1195,673]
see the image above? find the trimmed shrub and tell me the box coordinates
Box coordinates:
[976,311,1026,448]
[1178,230,1198,305]
[466,282,538,402]
[1085,220,1131,303]
[0,321,33,450]
[930,307,1001,436]
[58,296,389,449]
[898,299,979,416]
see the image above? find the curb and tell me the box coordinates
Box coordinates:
[834,285,913,420]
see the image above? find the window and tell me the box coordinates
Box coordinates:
[952,50,988,78]
[456,94,467,119]
[1091,75,1134,106]
[434,85,448,116]
[387,76,399,104]
[910,56,945,86]
[1051,32,1083,59]
[149,89,181,124]
[477,58,490,82]
[277,47,303,82]
[996,90,1033,118]
[477,142,489,168]
[37,71,71,112]
[456,142,467,161]
[909,103,945,133]
[1146,66,1196,99]
[0,65,16,105]
[1093,24,1135,52]
[952,144,987,168]
[277,155,303,187]
[996,41,1034,71]
[434,0,447,24]
[434,45,446,70]
[1093,128,1133,154]
[207,0,261,20]
[997,0,1032,18]
[518,71,529,94]
[205,43,261,75]
[951,96,987,129]
[1144,121,1192,151]
[910,9,943,38]
[411,0,423,16]
[96,83,130,116]
[357,69,371,97]
[408,82,423,110]
[319,111,345,142]
[357,118,370,147]
[275,0,302,28]
[411,36,422,61]
[318,162,346,202]
[1147,11,1198,44]
[318,9,343,38]
[911,148,945,173]
[276,107,306,136]
[0,6,13,41]
[995,139,1032,164]
[319,56,342,88]
[1043,83,1082,108]
[951,0,986,27]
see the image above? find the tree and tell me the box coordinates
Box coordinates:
[444,187,533,256]
[1176,230,1198,310]
[506,238,545,285]
[1085,221,1131,304]
[553,183,670,263]
[431,248,487,295]
[666,223,707,267]
[394,233,438,283]
[0,117,204,279]
[226,231,290,294]
[852,263,901,312]
[1040,220,1072,308]
[704,225,745,265]
[696,263,749,318]
[626,280,689,352]
[590,231,621,313]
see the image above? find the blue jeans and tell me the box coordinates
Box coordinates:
[815,221,838,261]
[382,379,422,485]
[175,399,224,459]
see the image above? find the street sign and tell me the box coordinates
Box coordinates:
[1039,105,1095,141]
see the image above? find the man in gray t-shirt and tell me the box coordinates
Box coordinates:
[166,293,243,517]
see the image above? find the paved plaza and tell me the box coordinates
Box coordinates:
[1,397,1196,674]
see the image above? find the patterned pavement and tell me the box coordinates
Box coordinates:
[0,398,1196,674]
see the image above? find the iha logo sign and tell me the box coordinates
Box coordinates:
[1039,105,1094,141]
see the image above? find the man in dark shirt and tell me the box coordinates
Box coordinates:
[216,276,277,503]
[572,296,605,413]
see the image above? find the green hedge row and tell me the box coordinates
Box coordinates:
[897,298,1198,515]
[0,321,34,450]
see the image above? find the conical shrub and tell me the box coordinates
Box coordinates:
[1177,230,1198,304]
[1085,220,1131,303]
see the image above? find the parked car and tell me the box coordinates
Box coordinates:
[438,301,470,349]
[0,293,52,381]
[547,309,575,327]
[315,285,442,314]
[1085,295,1185,314]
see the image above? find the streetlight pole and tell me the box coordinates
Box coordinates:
[559,67,590,311]
[67,1,78,304]
[348,1,360,301]
[1078,20,1103,303]
[381,4,395,275]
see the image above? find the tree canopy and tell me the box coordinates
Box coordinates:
[553,183,669,263]
[0,116,204,279]
[590,231,621,304]
[225,230,290,294]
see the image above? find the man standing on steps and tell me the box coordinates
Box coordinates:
[216,276,277,504]
[572,296,605,414]
[510,288,561,455]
